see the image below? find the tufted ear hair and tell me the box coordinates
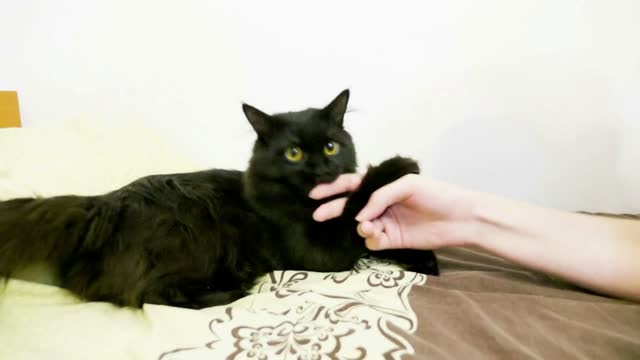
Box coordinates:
[323,89,350,126]
[243,103,273,140]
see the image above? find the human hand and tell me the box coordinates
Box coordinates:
[314,172,640,302]
[310,174,479,251]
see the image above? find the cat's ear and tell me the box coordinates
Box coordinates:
[243,103,273,139]
[323,89,350,126]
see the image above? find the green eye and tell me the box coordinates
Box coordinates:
[324,141,340,156]
[285,146,303,162]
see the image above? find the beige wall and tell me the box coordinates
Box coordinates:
[1,0,638,212]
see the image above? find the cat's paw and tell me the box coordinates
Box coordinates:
[343,156,420,218]
[371,156,420,180]
[359,156,420,194]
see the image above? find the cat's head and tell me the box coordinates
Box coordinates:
[243,89,357,199]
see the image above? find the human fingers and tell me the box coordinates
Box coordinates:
[355,175,417,221]
[357,220,381,238]
[357,220,392,250]
[309,174,363,199]
[312,197,348,222]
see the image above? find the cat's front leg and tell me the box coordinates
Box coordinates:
[369,249,439,275]
[341,156,420,220]
[144,285,248,309]
[187,289,249,309]
[341,156,440,276]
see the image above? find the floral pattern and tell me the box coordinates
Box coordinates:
[229,321,356,360]
[367,269,405,288]
[158,258,427,360]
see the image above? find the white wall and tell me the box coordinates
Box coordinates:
[1,0,638,212]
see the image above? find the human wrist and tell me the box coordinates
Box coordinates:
[423,185,506,249]
[464,190,528,249]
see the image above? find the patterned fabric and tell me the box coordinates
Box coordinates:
[159,258,427,360]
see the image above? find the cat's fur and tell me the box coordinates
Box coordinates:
[0,90,438,309]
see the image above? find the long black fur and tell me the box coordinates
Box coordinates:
[0,90,438,309]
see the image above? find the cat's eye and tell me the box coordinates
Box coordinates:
[284,146,303,162]
[324,141,340,156]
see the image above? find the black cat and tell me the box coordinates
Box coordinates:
[0,90,438,309]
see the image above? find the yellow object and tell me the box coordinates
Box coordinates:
[285,145,303,162]
[324,141,340,156]
[0,91,21,128]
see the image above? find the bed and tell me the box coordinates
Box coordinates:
[1,124,639,359]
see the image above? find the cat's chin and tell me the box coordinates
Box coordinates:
[309,174,344,193]
[314,174,340,184]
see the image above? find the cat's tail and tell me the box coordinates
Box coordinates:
[0,195,113,281]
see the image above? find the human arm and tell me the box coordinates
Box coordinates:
[310,174,640,302]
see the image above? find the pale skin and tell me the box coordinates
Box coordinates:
[310,174,640,302]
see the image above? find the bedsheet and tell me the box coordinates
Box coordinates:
[1,125,639,359]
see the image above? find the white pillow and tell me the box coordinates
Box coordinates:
[0,122,199,200]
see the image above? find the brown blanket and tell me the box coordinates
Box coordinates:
[406,247,640,359]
